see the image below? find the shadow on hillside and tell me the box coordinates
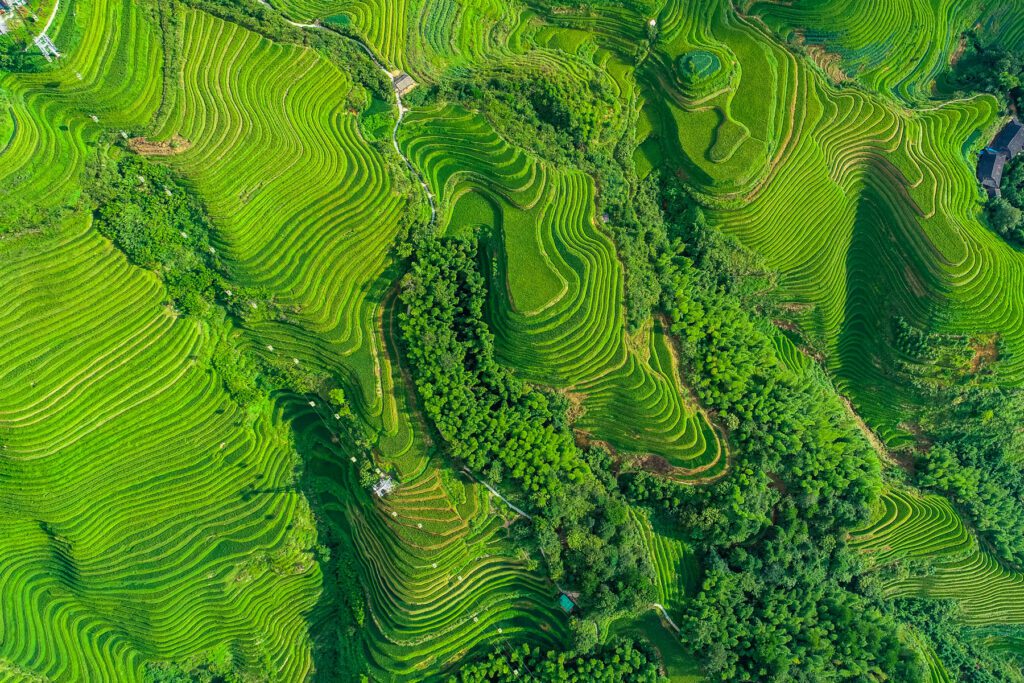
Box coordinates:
[835,156,951,439]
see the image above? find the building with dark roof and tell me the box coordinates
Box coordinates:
[978,149,1007,197]
[993,119,1024,157]
[978,118,1024,198]
[392,72,416,96]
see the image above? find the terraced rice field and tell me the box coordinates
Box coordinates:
[0,220,322,680]
[752,0,1024,103]
[6,0,1024,679]
[634,510,698,618]
[582,0,1024,444]
[153,8,408,428]
[0,160,319,683]
[0,1,568,678]
[400,105,723,475]
[287,399,567,680]
[267,0,517,77]
[852,488,1024,627]
[0,0,324,679]
[850,487,972,565]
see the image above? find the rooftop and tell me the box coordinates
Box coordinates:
[393,72,416,95]
[977,119,1024,198]
[993,119,1024,157]
[373,475,396,498]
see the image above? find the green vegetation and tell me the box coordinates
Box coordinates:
[89,152,222,317]
[400,105,723,474]
[5,0,1024,680]
[448,638,661,682]
[993,155,1024,244]
[399,235,658,620]
[946,28,1024,111]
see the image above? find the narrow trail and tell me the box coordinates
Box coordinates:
[41,0,59,35]
[260,1,437,224]
[652,603,681,633]
[461,468,533,520]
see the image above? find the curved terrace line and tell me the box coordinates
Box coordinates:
[258,0,437,225]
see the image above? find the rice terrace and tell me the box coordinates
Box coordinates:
[4,0,1024,680]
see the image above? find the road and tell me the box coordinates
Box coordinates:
[41,0,59,36]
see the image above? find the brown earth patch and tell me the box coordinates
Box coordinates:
[767,471,788,494]
[559,388,588,423]
[805,45,850,84]
[638,454,672,475]
[950,34,967,67]
[128,134,191,156]
[970,334,999,373]
[778,301,814,314]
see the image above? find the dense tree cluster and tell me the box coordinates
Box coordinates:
[89,152,224,317]
[620,177,921,680]
[144,646,271,682]
[989,156,1024,244]
[445,65,617,161]
[448,638,662,683]
[399,237,585,504]
[628,179,881,542]
[0,34,39,72]
[684,509,919,681]
[947,30,1024,113]
[398,235,656,618]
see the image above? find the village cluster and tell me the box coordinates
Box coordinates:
[0,0,59,60]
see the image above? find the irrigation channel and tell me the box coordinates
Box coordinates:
[260,1,437,224]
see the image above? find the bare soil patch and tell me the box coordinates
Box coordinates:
[970,334,999,373]
[128,134,191,156]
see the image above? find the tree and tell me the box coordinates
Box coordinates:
[987,197,1022,237]
[569,617,599,654]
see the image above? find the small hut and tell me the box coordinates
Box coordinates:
[994,119,1024,157]
[392,72,416,96]
[373,475,396,498]
[978,150,1007,197]
[34,33,60,61]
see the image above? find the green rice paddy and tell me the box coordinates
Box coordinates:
[4,0,1024,679]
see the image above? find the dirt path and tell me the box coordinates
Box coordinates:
[461,468,532,519]
[652,603,681,633]
[41,0,59,35]
[837,394,901,468]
